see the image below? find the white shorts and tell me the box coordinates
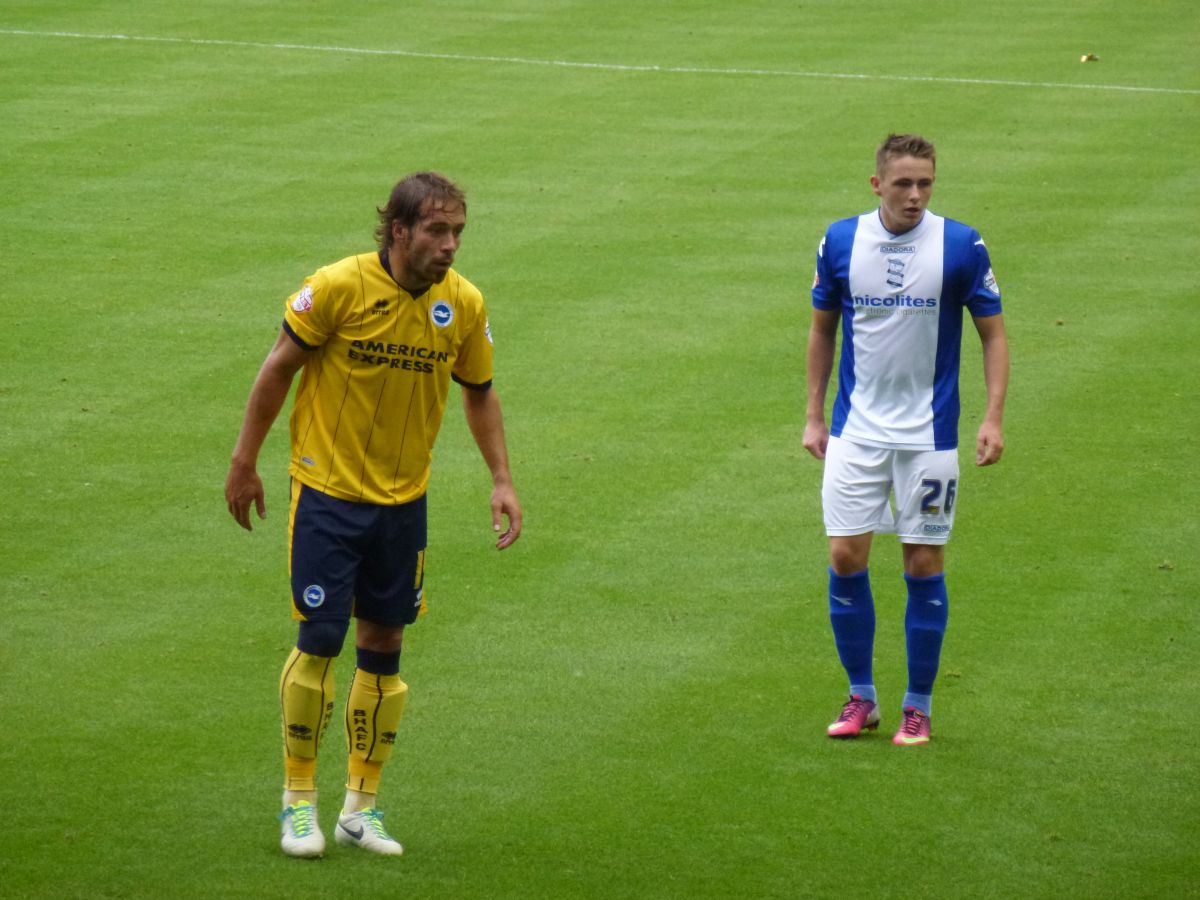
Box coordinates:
[822,435,960,545]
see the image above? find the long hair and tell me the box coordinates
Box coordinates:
[375,172,466,250]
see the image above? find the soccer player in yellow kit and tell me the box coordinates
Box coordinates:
[224,173,522,858]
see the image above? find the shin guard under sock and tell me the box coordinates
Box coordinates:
[828,568,876,699]
[903,572,949,714]
[280,648,336,791]
[345,669,408,795]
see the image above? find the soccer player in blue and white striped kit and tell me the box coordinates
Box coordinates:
[804,134,1009,745]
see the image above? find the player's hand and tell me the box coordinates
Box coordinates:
[975,421,1004,466]
[490,482,522,550]
[802,421,830,460]
[225,461,267,531]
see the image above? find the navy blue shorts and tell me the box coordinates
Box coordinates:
[288,482,427,627]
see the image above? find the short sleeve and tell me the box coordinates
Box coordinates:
[812,217,859,311]
[451,293,494,389]
[964,231,1002,318]
[812,233,839,310]
[282,268,336,349]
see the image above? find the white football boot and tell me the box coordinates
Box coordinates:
[279,800,325,858]
[335,808,404,856]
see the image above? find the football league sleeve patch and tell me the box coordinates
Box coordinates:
[451,297,495,388]
[963,230,1003,317]
[283,272,335,348]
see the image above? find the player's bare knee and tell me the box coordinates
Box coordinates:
[829,536,871,575]
[356,619,405,654]
[902,543,945,578]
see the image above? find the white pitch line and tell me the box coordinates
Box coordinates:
[2,27,1198,96]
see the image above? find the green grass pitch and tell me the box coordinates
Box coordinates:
[1,2,1197,897]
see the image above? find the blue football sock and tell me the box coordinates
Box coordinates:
[828,568,875,695]
[903,572,949,714]
[850,683,878,704]
[902,692,933,715]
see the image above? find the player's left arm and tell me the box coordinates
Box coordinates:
[461,385,522,549]
[972,312,1009,466]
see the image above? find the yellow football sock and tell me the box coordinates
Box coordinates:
[279,648,336,791]
[345,670,408,795]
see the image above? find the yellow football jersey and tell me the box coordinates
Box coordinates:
[281,251,494,505]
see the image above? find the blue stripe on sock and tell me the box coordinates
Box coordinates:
[902,692,932,715]
[356,646,401,676]
[850,684,878,704]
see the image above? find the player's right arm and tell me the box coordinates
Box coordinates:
[225,329,311,530]
[803,307,840,460]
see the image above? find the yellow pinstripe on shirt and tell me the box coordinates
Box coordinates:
[282,251,493,505]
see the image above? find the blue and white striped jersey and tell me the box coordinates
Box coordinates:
[812,210,1002,451]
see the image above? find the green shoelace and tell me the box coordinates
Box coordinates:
[282,803,317,837]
